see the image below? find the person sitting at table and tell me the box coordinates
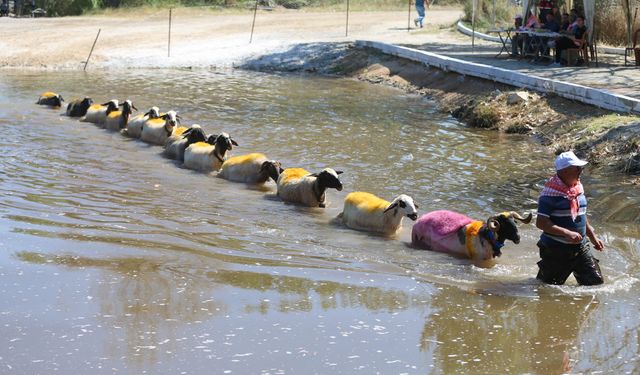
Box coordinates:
[512,15,525,56]
[539,13,560,57]
[553,16,587,66]
[542,12,560,32]
[560,13,571,31]
[526,12,541,29]
[551,6,562,23]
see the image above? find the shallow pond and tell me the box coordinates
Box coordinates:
[0,69,639,374]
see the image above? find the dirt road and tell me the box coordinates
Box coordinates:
[0,8,463,69]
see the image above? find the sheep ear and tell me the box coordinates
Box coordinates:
[181,128,193,137]
[231,139,239,146]
[335,170,343,175]
[144,110,152,116]
[132,105,138,111]
[100,102,111,106]
[176,115,182,124]
[383,202,398,213]
[309,173,318,177]
[59,95,65,102]
[414,203,419,209]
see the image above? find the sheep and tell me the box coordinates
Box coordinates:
[104,100,137,131]
[411,210,532,267]
[36,92,64,107]
[65,97,93,117]
[276,167,343,208]
[123,106,160,138]
[338,192,418,236]
[218,153,283,184]
[183,132,238,172]
[81,100,119,125]
[140,111,180,146]
[163,125,206,161]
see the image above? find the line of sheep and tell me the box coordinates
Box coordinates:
[37,92,533,268]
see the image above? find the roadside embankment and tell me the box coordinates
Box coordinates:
[241,43,640,179]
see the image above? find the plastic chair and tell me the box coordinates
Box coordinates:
[625,29,640,66]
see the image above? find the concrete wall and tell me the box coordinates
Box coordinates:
[355,40,640,114]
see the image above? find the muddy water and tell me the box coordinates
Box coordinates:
[0,69,639,374]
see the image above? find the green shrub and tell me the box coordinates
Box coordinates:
[463,0,517,28]
[39,0,100,15]
[470,104,500,128]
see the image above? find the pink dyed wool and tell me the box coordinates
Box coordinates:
[411,210,474,252]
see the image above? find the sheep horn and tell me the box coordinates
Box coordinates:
[487,217,500,231]
[510,211,533,224]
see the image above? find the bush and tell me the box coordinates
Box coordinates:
[595,0,640,46]
[470,103,500,128]
[277,0,307,8]
[463,0,518,28]
[39,0,100,15]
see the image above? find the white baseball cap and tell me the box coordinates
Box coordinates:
[554,151,588,171]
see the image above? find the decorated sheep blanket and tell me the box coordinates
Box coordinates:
[411,210,476,253]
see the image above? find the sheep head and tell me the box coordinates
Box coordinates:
[183,125,207,145]
[212,132,238,154]
[80,97,93,110]
[313,168,343,191]
[260,160,283,182]
[121,100,137,116]
[486,211,532,250]
[145,106,161,119]
[384,194,419,220]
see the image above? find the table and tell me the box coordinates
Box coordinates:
[515,29,560,61]
[487,28,514,58]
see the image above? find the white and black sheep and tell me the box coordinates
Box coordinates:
[183,132,238,172]
[122,106,160,138]
[36,92,64,107]
[218,153,283,184]
[339,192,418,236]
[163,124,206,161]
[276,168,343,208]
[81,99,119,125]
[66,97,93,117]
[104,100,137,131]
[140,110,180,146]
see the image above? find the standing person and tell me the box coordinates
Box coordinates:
[535,151,605,286]
[538,0,553,21]
[414,0,430,28]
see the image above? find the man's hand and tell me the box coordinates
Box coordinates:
[564,230,583,244]
[589,235,605,251]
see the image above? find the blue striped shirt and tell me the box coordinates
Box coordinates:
[537,193,587,247]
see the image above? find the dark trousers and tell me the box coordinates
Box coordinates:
[536,240,604,286]
[555,37,579,63]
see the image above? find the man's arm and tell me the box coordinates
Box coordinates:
[536,215,583,244]
[585,217,605,251]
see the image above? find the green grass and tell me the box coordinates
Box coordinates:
[573,114,640,134]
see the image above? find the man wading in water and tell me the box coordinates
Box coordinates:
[535,151,605,285]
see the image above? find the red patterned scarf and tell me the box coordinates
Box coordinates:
[541,175,584,220]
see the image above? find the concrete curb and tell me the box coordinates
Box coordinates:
[355,40,640,114]
[456,21,626,56]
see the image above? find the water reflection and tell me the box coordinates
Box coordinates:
[420,287,599,374]
[16,250,432,372]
